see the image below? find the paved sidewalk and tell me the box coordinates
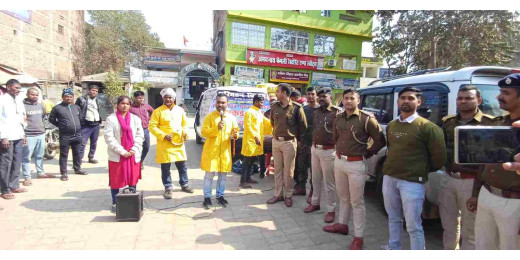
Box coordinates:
[0,117,442,250]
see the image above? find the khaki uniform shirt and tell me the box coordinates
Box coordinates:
[333,108,386,157]
[312,104,340,146]
[474,114,520,195]
[269,101,307,139]
[441,110,494,174]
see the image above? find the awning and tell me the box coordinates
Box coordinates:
[0,65,39,85]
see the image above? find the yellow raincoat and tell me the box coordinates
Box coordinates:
[200,110,239,173]
[241,106,271,157]
[149,104,187,163]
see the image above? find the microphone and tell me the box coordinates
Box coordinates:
[220,109,224,121]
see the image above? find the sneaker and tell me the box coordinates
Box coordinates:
[164,189,173,199]
[22,179,32,186]
[381,245,392,250]
[111,204,116,214]
[88,158,98,164]
[60,174,68,181]
[203,198,212,210]
[181,186,194,193]
[216,197,228,207]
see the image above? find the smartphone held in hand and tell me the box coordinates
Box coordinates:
[455,126,520,164]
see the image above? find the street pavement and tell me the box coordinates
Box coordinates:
[0,116,443,250]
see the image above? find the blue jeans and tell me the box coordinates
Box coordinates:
[80,124,100,160]
[161,161,188,189]
[383,175,426,250]
[141,129,150,163]
[21,134,45,179]
[203,172,226,199]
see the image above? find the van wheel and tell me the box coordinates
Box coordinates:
[195,133,203,144]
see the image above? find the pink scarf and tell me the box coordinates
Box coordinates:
[116,110,135,184]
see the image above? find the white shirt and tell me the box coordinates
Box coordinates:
[85,96,100,122]
[398,112,419,124]
[0,94,26,140]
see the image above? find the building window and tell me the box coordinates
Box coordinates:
[270,28,309,53]
[341,55,357,70]
[321,10,331,17]
[58,24,64,34]
[231,22,265,48]
[314,35,335,55]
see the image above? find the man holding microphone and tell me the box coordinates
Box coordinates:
[201,93,239,209]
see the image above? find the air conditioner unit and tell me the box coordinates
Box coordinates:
[327,59,337,67]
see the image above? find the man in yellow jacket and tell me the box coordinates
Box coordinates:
[149,88,193,200]
[240,94,271,188]
[201,93,239,209]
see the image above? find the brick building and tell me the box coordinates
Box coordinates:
[0,10,85,99]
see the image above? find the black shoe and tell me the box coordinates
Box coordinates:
[88,158,98,164]
[181,186,194,193]
[74,170,87,175]
[216,197,228,208]
[246,179,258,184]
[258,169,267,179]
[203,198,212,210]
[239,182,252,189]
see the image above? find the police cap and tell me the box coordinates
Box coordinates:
[317,87,332,95]
[498,73,520,88]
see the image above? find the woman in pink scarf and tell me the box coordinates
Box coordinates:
[104,96,144,213]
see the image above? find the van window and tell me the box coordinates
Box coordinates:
[361,93,393,124]
[464,84,503,117]
[416,90,445,125]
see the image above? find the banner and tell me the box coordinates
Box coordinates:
[247,48,321,70]
[312,72,337,88]
[129,66,178,85]
[270,70,309,83]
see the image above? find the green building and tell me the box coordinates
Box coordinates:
[213,10,374,101]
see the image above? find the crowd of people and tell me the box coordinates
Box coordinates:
[2,73,520,250]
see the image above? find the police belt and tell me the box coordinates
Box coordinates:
[337,152,364,162]
[448,171,476,180]
[313,143,334,150]
[483,183,520,199]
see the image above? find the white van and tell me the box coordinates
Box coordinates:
[193,86,270,147]
[358,66,518,217]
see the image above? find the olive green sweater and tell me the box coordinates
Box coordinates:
[383,116,446,184]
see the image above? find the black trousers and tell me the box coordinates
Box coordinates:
[59,134,82,174]
[0,139,23,194]
[241,155,258,183]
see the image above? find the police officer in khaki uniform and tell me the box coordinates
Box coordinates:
[324,88,385,250]
[267,83,307,207]
[440,85,494,250]
[467,74,520,250]
[303,87,340,223]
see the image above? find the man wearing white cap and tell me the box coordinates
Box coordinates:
[149,88,193,199]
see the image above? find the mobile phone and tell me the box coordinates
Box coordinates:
[455,126,520,164]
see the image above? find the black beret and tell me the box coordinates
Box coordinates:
[498,73,520,88]
[317,87,332,95]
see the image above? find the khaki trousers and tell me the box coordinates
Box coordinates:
[311,146,336,212]
[439,173,476,250]
[475,186,520,250]
[272,138,297,198]
[334,157,367,237]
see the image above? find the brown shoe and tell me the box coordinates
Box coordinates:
[12,188,27,193]
[267,196,284,204]
[306,190,313,204]
[284,197,293,207]
[304,204,320,213]
[293,187,306,196]
[323,223,349,235]
[22,179,32,186]
[349,237,363,250]
[324,212,335,223]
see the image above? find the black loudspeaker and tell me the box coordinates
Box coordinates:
[116,187,143,222]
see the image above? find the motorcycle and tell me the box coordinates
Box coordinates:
[44,116,59,160]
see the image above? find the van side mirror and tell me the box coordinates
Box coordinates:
[193,102,199,109]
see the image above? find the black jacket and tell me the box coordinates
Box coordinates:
[75,95,101,126]
[49,102,82,136]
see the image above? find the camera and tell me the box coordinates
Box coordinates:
[455,126,520,164]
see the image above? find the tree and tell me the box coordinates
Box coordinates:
[77,10,164,77]
[104,71,126,105]
[373,11,520,75]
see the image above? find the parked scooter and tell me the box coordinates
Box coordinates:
[44,116,59,160]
